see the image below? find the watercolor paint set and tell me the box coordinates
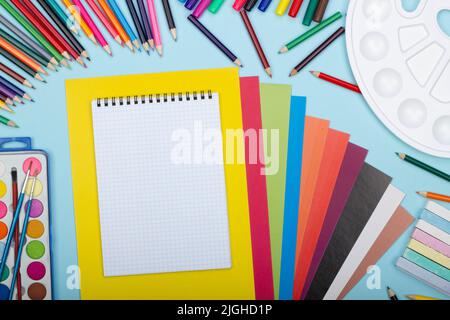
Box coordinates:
[0,137,52,300]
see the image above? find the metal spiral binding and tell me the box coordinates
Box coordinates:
[96,90,213,107]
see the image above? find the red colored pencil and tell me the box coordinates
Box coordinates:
[310,71,361,93]
[23,0,85,67]
[288,0,304,17]
[10,0,70,64]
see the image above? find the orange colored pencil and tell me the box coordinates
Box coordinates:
[62,0,98,45]
[0,37,46,75]
[98,0,134,51]
[417,192,450,203]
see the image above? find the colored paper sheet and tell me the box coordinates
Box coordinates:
[421,210,450,234]
[396,257,450,296]
[66,68,255,299]
[279,96,306,300]
[416,219,450,245]
[403,248,450,281]
[305,163,392,300]
[292,128,350,300]
[412,228,450,257]
[408,239,450,269]
[302,143,368,299]
[338,206,415,299]
[324,185,405,300]
[240,77,274,300]
[294,117,329,276]
[426,201,450,223]
[260,83,292,299]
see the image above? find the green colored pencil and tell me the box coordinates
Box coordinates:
[208,0,225,13]
[46,0,78,35]
[396,153,450,182]
[0,29,54,70]
[280,11,343,53]
[0,114,18,127]
[0,0,65,63]
[303,0,319,26]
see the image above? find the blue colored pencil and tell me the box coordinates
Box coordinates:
[8,175,37,300]
[0,165,32,284]
[258,0,273,11]
[107,0,141,50]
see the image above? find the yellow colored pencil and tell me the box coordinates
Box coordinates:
[62,0,98,45]
[406,295,441,301]
[275,0,291,15]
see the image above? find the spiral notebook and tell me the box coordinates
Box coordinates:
[91,91,231,277]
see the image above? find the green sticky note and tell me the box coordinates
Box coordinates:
[208,0,225,13]
[260,84,292,299]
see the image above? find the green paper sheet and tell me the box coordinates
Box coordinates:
[260,84,292,299]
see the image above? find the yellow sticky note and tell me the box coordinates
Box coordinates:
[65,68,255,299]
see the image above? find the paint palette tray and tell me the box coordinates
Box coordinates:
[0,138,52,300]
[347,0,450,157]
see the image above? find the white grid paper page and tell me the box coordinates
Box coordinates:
[91,93,231,277]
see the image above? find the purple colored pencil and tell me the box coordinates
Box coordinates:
[0,76,25,97]
[0,81,20,101]
[137,0,154,48]
[301,143,368,299]
[187,14,242,67]
[192,0,212,18]
[185,0,200,10]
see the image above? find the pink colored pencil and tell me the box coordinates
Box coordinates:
[193,0,212,18]
[147,0,162,56]
[86,0,122,46]
[72,0,112,55]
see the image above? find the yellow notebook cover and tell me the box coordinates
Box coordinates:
[65,68,255,299]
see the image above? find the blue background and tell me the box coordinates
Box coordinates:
[0,0,449,300]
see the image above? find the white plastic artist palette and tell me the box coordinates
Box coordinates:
[346,0,450,157]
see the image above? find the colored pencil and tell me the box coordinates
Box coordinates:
[208,0,225,13]
[310,71,361,93]
[107,0,140,50]
[288,0,304,17]
[72,0,112,55]
[9,174,38,300]
[0,81,22,104]
[233,0,247,11]
[303,0,319,26]
[396,153,450,182]
[162,0,177,40]
[313,0,329,22]
[0,28,54,71]
[46,0,78,35]
[36,0,90,61]
[0,114,18,127]
[98,0,133,51]
[289,27,345,77]
[147,0,163,56]
[137,0,155,49]
[62,0,98,45]
[0,62,33,88]
[193,0,211,18]
[258,0,273,11]
[125,0,149,52]
[387,287,398,301]
[0,92,14,106]
[245,0,259,11]
[275,0,291,15]
[406,295,441,301]
[86,0,122,46]
[0,100,13,113]
[0,37,46,75]
[279,11,342,53]
[185,0,200,10]
[20,0,85,67]
[0,14,58,66]
[240,10,271,77]
[1,0,65,65]
[11,168,21,300]
[0,75,32,101]
[0,47,44,82]
[188,14,242,67]
[417,192,450,203]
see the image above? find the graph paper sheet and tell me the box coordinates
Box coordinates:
[91,93,231,277]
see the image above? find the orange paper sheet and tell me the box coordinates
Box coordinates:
[293,128,350,299]
[294,117,329,272]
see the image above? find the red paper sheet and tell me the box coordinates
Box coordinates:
[293,128,350,299]
[240,77,274,300]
